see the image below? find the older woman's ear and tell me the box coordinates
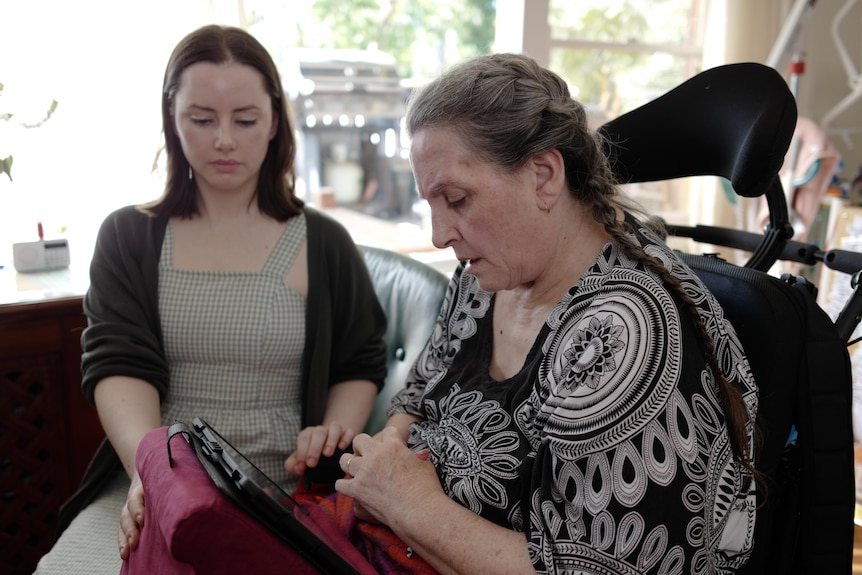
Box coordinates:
[530,148,566,212]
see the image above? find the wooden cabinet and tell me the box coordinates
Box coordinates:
[0,296,104,575]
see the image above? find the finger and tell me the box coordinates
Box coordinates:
[293,429,313,463]
[127,495,145,528]
[354,502,370,521]
[353,500,380,524]
[322,422,344,456]
[118,507,140,554]
[305,429,328,466]
[335,475,357,498]
[336,426,355,451]
[334,476,348,494]
[340,452,356,477]
[118,526,129,560]
[126,525,141,553]
[283,452,306,476]
[351,432,372,453]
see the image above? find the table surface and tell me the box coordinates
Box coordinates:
[0,206,453,309]
[0,264,88,307]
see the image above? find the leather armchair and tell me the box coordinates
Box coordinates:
[359,245,450,433]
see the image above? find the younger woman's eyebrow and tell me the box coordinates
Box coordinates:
[188,104,263,113]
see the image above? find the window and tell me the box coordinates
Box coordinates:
[0,1,709,279]
[0,1,494,276]
[548,0,704,116]
[0,1,210,273]
[546,0,706,225]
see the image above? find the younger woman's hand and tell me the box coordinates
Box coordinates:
[284,422,354,476]
[118,473,146,560]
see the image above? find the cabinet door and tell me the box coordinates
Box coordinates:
[0,354,70,573]
[0,298,102,575]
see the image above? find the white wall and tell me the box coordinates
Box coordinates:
[797,0,862,177]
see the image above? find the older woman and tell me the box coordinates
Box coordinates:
[335,53,758,574]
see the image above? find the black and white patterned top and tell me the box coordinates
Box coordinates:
[388,219,758,574]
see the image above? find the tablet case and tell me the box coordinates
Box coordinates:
[165,419,361,575]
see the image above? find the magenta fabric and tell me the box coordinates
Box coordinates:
[121,426,377,575]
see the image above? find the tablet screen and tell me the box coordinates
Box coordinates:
[187,418,361,575]
[192,418,305,517]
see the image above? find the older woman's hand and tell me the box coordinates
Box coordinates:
[335,427,437,525]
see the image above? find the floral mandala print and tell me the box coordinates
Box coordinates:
[413,384,523,523]
[538,276,678,455]
[394,266,493,409]
[565,315,625,389]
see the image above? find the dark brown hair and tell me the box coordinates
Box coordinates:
[143,25,302,220]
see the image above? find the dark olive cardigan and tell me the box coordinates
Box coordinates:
[58,205,387,534]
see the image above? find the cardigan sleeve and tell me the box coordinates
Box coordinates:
[81,206,169,404]
[302,208,388,425]
[325,220,388,387]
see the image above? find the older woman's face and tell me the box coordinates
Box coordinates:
[411,126,547,293]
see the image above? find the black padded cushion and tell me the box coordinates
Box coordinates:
[681,253,854,574]
[681,254,798,473]
[599,62,797,199]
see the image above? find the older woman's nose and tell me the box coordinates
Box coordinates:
[431,210,459,249]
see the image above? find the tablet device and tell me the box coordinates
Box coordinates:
[186,418,361,575]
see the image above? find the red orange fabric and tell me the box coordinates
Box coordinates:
[295,482,437,575]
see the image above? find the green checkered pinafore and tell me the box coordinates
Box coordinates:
[158,214,307,493]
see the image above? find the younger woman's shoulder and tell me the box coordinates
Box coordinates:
[100,204,162,229]
[93,205,168,258]
[303,206,353,243]
[302,206,368,276]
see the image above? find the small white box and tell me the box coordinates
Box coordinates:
[12,239,71,273]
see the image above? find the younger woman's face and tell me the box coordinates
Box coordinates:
[172,61,277,197]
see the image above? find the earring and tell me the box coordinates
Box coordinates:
[188,166,193,181]
[541,200,550,213]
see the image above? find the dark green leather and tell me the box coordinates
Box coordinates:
[360,246,449,433]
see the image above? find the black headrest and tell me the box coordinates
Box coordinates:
[598,62,797,199]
